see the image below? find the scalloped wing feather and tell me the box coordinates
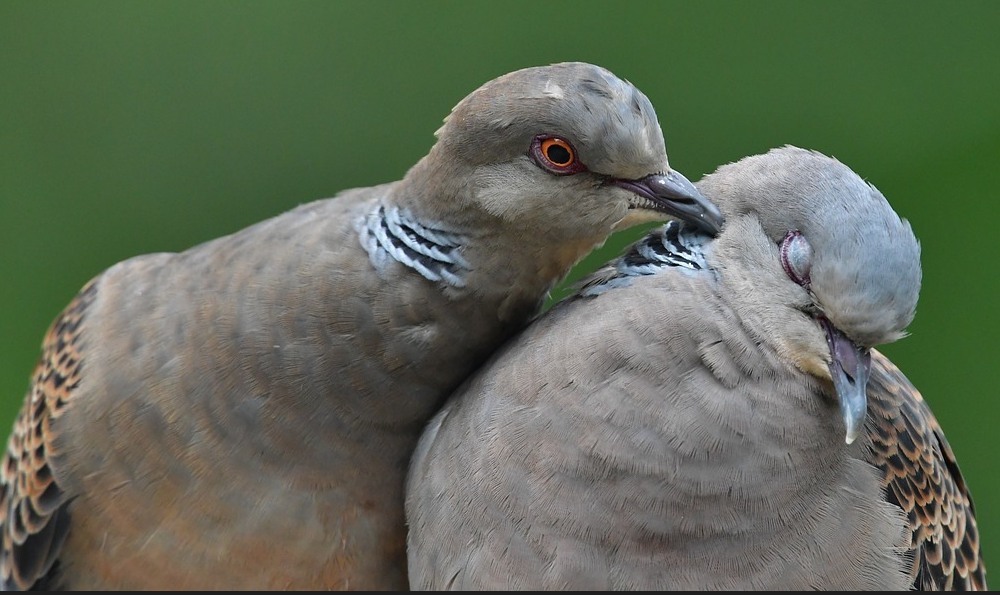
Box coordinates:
[0,280,96,590]
[867,349,987,590]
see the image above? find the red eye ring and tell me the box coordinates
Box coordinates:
[530,135,587,175]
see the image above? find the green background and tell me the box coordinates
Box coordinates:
[2,0,997,576]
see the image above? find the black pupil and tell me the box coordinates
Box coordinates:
[546,144,571,165]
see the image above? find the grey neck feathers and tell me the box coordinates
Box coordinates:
[356,203,471,288]
[581,221,712,296]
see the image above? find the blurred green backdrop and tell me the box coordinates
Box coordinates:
[2,0,997,576]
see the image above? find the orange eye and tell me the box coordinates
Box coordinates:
[530,135,586,175]
[541,138,575,166]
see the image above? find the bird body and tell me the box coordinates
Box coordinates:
[0,62,722,589]
[405,146,986,590]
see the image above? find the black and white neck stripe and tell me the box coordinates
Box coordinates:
[618,220,709,274]
[356,204,470,288]
[581,221,712,296]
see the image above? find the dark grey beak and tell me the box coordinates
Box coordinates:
[612,170,725,235]
[821,317,871,445]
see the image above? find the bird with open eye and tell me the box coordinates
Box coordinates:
[0,62,723,590]
[405,145,986,590]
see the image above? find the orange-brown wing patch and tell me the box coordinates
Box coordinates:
[0,280,96,590]
[867,350,987,590]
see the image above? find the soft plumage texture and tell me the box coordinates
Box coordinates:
[695,146,921,348]
[0,62,716,590]
[404,146,985,590]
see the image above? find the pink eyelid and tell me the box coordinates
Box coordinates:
[780,230,812,288]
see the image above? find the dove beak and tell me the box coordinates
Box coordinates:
[820,317,871,445]
[612,170,724,235]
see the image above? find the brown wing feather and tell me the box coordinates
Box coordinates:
[0,280,96,590]
[867,349,987,590]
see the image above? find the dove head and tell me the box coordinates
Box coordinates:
[697,146,921,443]
[402,62,722,243]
